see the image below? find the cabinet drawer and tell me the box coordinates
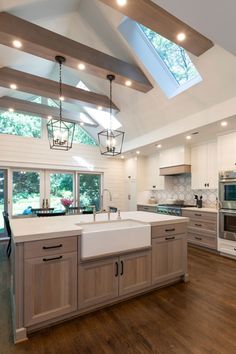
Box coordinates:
[188,232,217,249]
[182,210,217,221]
[137,205,157,212]
[24,236,78,259]
[152,223,187,239]
[218,241,236,257]
[188,220,217,232]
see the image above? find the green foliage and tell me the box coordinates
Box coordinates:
[12,172,40,202]
[73,125,97,146]
[79,174,101,210]
[140,25,199,85]
[0,111,41,138]
[50,173,73,198]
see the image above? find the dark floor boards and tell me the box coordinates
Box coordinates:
[0,243,235,354]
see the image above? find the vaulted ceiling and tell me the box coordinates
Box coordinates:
[0,0,236,150]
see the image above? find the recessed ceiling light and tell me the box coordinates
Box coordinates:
[121,155,125,159]
[8,108,14,113]
[78,63,86,71]
[59,96,64,101]
[136,150,140,154]
[156,144,162,149]
[125,80,132,87]
[12,40,22,48]
[186,135,192,140]
[80,122,85,126]
[117,0,127,5]
[47,115,52,119]
[177,32,186,42]
[221,121,228,127]
[97,106,103,111]
[10,83,17,90]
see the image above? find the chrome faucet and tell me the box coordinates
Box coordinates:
[101,188,112,212]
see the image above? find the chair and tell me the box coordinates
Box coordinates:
[2,212,12,257]
[32,208,54,215]
[37,211,66,217]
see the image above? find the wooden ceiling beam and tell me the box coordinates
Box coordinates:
[0,96,98,127]
[98,0,214,56]
[0,67,119,113]
[0,12,153,93]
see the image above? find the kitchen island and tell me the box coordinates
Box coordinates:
[10,211,189,343]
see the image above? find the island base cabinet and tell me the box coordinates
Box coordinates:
[78,257,119,310]
[24,252,77,327]
[152,235,187,284]
[119,251,151,296]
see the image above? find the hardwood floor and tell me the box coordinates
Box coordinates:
[0,243,235,354]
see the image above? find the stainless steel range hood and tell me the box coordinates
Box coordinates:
[159,164,191,176]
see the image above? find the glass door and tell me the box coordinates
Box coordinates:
[0,170,7,236]
[45,171,74,211]
[78,173,102,211]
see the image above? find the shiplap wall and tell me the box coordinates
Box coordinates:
[0,134,126,211]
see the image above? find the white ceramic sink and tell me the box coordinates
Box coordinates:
[79,220,151,258]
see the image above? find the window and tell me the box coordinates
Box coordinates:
[119,19,202,98]
[12,171,41,215]
[49,173,74,211]
[73,125,97,145]
[78,173,101,211]
[0,170,6,234]
[0,111,42,138]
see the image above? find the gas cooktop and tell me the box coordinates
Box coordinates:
[157,204,195,216]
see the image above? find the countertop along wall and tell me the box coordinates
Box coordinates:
[0,134,126,211]
[142,174,218,208]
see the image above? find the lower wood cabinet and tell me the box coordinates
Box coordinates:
[24,251,77,326]
[152,235,187,284]
[78,250,151,310]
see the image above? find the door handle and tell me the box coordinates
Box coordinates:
[165,228,175,232]
[43,244,62,250]
[120,260,124,276]
[115,262,119,277]
[43,255,63,262]
[195,224,202,227]
[165,236,175,240]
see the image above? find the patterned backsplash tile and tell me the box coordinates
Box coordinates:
[150,174,218,208]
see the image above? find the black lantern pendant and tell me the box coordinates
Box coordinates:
[47,56,75,151]
[98,75,124,156]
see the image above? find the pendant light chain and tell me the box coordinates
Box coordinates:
[59,60,62,120]
[109,76,112,132]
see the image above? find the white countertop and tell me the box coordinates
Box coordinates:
[183,207,218,213]
[10,211,189,243]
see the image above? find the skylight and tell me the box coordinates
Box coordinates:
[76,81,122,130]
[139,24,201,86]
[118,19,202,98]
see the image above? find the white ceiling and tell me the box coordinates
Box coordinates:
[0,0,236,148]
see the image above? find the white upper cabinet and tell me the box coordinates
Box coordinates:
[145,153,164,190]
[159,146,191,168]
[218,132,236,171]
[191,142,217,190]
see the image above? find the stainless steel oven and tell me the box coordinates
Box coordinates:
[219,171,236,209]
[219,210,236,241]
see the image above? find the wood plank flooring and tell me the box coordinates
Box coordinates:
[0,243,235,354]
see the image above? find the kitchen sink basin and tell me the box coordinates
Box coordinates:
[79,220,151,258]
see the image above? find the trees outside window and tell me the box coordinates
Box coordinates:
[0,111,41,138]
[78,174,101,211]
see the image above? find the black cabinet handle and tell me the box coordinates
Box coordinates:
[43,255,63,262]
[195,236,202,241]
[204,183,206,187]
[115,262,119,277]
[165,236,175,240]
[234,248,236,251]
[195,224,202,227]
[120,261,124,276]
[43,244,62,250]
[165,228,175,232]
[195,214,202,217]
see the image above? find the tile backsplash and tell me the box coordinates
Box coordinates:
[144,174,218,208]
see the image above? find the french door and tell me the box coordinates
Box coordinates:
[0,169,7,236]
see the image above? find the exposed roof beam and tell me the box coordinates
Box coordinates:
[98,0,214,56]
[0,12,153,93]
[0,67,119,113]
[0,96,98,127]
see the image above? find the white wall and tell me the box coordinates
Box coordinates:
[0,132,126,211]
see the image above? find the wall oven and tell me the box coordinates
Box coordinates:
[219,210,236,241]
[219,171,236,210]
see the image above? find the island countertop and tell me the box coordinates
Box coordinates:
[10,211,189,243]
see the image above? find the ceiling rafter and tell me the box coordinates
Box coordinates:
[0,12,153,93]
[98,0,214,56]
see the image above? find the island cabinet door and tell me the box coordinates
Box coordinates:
[152,235,187,285]
[78,257,119,310]
[119,250,151,297]
[24,252,77,327]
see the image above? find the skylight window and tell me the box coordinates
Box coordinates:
[76,81,122,130]
[118,19,202,98]
[139,25,200,86]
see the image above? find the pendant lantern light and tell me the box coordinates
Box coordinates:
[98,75,124,156]
[47,56,75,151]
